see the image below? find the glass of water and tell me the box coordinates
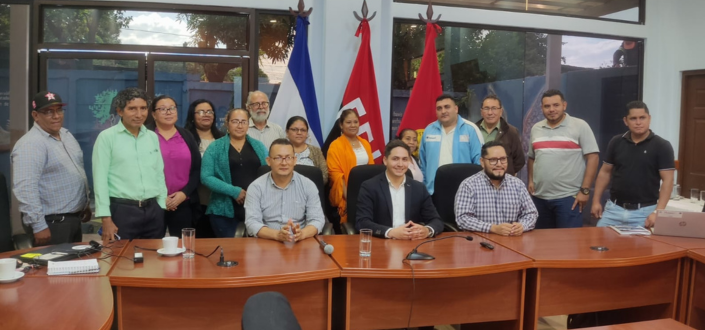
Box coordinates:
[182,228,195,258]
[701,191,705,206]
[691,189,700,204]
[359,229,372,257]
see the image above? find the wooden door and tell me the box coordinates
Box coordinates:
[679,70,705,196]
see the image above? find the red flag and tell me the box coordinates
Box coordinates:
[397,23,443,133]
[335,19,386,163]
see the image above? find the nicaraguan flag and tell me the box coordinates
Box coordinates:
[269,15,323,147]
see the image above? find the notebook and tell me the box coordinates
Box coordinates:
[47,259,100,275]
[609,225,652,236]
[12,243,100,265]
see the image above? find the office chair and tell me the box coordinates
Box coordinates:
[432,163,483,232]
[0,173,32,252]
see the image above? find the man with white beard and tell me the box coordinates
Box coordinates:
[246,91,286,149]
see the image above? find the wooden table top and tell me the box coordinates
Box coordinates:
[688,249,705,264]
[0,276,113,330]
[476,227,687,268]
[0,242,127,277]
[646,235,705,250]
[580,319,694,329]
[320,232,532,278]
[108,237,340,288]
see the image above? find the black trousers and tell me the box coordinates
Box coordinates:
[242,292,301,330]
[195,204,216,238]
[23,213,83,246]
[164,202,193,238]
[109,200,164,240]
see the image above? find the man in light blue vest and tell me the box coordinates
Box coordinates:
[419,94,483,194]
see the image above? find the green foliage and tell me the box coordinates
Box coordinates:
[42,7,132,44]
[90,89,118,125]
[0,5,9,46]
[176,13,248,50]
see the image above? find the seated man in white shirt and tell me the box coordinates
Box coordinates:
[244,139,324,241]
[356,140,444,239]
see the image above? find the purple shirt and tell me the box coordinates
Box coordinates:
[157,129,191,196]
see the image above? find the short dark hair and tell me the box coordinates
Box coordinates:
[625,100,649,116]
[338,109,359,127]
[286,116,309,131]
[184,99,224,145]
[384,139,411,158]
[269,138,295,155]
[482,95,503,108]
[114,87,151,110]
[225,108,250,123]
[150,95,177,112]
[541,89,565,102]
[481,140,506,158]
[397,128,416,140]
[435,94,456,104]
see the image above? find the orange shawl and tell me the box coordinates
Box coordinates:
[327,135,374,223]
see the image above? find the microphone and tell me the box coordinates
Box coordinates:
[405,235,473,260]
[317,238,334,255]
[216,247,238,267]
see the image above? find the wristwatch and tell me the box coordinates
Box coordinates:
[580,187,590,195]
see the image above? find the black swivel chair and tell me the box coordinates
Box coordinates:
[0,173,31,252]
[432,163,483,232]
[233,165,333,237]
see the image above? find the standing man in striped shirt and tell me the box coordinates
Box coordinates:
[246,91,286,149]
[527,89,600,229]
[93,88,167,243]
[455,140,537,234]
[12,91,91,245]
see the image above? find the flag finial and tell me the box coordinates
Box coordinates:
[419,1,441,23]
[289,0,313,18]
[354,0,376,22]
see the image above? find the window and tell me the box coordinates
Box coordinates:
[256,13,296,106]
[395,0,643,23]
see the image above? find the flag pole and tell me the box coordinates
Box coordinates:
[418,0,441,23]
[353,0,376,22]
[289,0,313,17]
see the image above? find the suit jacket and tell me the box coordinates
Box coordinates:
[355,172,444,238]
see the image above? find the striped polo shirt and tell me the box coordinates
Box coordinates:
[528,113,599,200]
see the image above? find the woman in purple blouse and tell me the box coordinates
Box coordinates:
[149,95,201,237]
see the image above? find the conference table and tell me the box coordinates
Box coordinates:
[108,237,340,330]
[688,249,705,329]
[582,318,696,329]
[477,227,687,330]
[321,233,533,330]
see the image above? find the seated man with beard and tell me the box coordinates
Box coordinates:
[454,140,537,235]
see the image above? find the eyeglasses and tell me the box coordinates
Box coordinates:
[36,108,65,117]
[247,101,270,109]
[229,119,249,126]
[289,128,308,134]
[481,107,502,112]
[155,106,177,114]
[270,156,295,163]
[195,110,214,116]
[484,157,508,165]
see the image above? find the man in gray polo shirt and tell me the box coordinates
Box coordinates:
[246,91,286,149]
[244,138,324,241]
[527,89,599,228]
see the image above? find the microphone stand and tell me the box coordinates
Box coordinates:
[405,235,473,260]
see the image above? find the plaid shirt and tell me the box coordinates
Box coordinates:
[454,171,537,233]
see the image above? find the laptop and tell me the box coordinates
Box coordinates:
[653,210,705,239]
[12,243,101,266]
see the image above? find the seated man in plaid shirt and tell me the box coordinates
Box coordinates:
[454,140,537,235]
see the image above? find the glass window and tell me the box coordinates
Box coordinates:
[153,60,244,129]
[45,57,141,189]
[395,0,642,23]
[257,13,296,106]
[41,7,249,49]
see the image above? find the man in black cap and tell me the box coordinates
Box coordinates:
[11,91,91,245]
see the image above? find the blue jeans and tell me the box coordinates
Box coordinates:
[532,196,583,229]
[596,200,656,227]
[209,215,240,238]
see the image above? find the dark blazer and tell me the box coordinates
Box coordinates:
[476,117,525,175]
[149,125,202,207]
[355,172,444,238]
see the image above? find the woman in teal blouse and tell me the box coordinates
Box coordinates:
[201,108,267,237]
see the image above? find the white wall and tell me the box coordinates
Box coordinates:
[102,0,705,150]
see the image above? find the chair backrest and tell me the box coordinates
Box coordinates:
[346,164,387,233]
[432,163,483,229]
[257,165,326,210]
[0,173,14,253]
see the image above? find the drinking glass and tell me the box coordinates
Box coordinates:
[359,229,372,257]
[691,189,699,204]
[182,228,195,258]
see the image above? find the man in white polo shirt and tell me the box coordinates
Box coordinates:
[527,89,599,229]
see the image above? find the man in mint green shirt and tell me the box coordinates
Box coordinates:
[93,88,167,243]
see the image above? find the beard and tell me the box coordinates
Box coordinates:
[484,167,505,181]
[251,110,269,123]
